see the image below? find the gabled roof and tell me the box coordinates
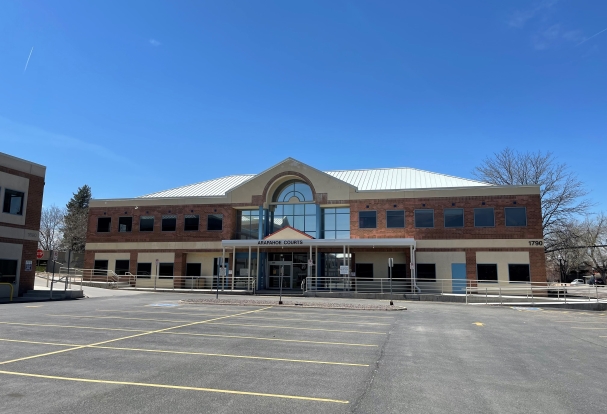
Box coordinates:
[137,162,488,198]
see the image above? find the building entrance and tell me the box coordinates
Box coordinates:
[266,252,314,289]
[268,261,291,289]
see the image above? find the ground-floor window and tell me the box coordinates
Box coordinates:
[477,264,498,283]
[356,263,373,279]
[158,263,174,279]
[137,263,152,278]
[0,259,18,283]
[186,263,201,276]
[509,264,530,282]
[417,263,436,281]
[115,260,130,275]
[94,260,108,276]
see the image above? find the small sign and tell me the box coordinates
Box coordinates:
[25,260,32,271]
[350,272,356,277]
[308,259,313,266]
[410,263,415,270]
[155,259,159,264]
[240,268,249,276]
[36,249,44,259]
[53,250,58,261]
[388,258,394,268]
[339,265,349,275]
[219,268,226,277]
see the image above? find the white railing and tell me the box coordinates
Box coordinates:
[56,267,256,292]
[304,277,607,303]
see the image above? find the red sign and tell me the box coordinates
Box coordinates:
[36,249,44,259]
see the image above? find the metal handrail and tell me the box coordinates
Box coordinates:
[0,282,14,302]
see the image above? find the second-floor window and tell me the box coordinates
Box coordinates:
[162,215,177,231]
[97,217,111,232]
[2,189,24,215]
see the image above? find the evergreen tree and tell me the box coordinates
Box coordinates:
[62,185,92,252]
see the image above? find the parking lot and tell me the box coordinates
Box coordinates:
[1,294,606,413]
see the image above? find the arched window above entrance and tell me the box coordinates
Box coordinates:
[273,180,313,203]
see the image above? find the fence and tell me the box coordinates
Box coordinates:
[303,276,607,304]
[56,267,255,292]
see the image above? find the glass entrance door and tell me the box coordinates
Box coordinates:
[268,261,292,289]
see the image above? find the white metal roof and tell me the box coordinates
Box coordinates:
[138,167,488,198]
[325,167,488,191]
[139,175,256,198]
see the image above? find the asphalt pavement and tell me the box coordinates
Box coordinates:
[0,293,606,413]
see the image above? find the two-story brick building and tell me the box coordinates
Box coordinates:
[0,152,46,297]
[84,158,546,293]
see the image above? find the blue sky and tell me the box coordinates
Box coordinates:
[1,1,605,212]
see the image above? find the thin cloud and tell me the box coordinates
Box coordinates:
[149,39,161,47]
[508,0,558,29]
[0,116,129,163]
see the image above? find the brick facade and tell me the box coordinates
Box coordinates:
[0,160,45,296]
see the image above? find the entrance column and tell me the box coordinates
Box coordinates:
[231,247,236,290]
[256,246,260,292]
[248,246,252,292]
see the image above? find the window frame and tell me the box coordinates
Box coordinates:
[115,260,130,275]
[414,209,435,228]
[416,263,436,281]
[136,262,152,279]
[161,215,177,232]
[139,216,154,232]
[505,207,527,227]
[97,217,111,233]
[207,214,223,231]
[508,264,531,283]
[2,188,25,216]
[184,214,200,231]
[474,207,495,228]
[386,210,405,228]
[443,208,464,228]
[118,216,132,233]
[477,263,498,283]
[358,211,377,229]
[158,262,174,279]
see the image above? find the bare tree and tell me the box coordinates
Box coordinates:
[39,204,65,251]
[579,213,607,279]
[473,148,591,252]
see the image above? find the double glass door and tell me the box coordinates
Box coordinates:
[268,261,291,289]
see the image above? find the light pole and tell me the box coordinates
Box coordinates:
[279,254,284,305]
[558,255,568,284]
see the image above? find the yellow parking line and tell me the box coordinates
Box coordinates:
[49,314,196,324]
[0,307,272,366]
[0,339,368,367]
[0,370,348,403]
[203,322,386,335]
[0,321,377,347]
[0,321,145,333]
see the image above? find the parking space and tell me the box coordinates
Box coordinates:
[1,296,607,413]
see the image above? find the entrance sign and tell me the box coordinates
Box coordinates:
[258,240,305,246]
[339,265,349,275]
[25,260,32,271]
[36,249,44,259]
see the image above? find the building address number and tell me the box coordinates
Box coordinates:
[528,240,543,246]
